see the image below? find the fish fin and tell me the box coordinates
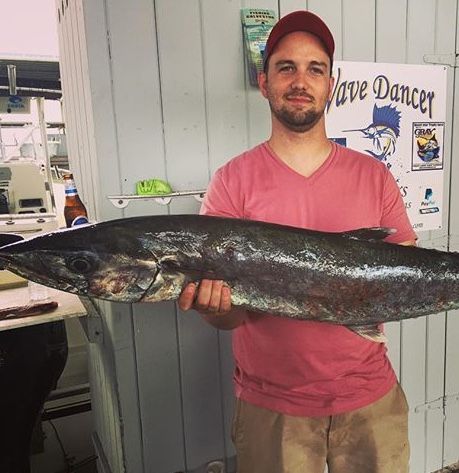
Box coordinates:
[342,227,395,242]
[347,325,387,343]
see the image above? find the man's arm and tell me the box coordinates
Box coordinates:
[178,280,247,330]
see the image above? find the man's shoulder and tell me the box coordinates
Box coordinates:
[217,142,268,175]
[335,143,388,172]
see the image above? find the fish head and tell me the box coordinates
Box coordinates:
[0,224,161,303]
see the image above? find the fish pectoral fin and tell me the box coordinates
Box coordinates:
[142,271,186,302]
[341,227,395,242]
[347,325,387,344]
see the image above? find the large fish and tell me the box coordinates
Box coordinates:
[0,215,457,341]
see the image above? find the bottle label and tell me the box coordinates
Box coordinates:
[71,216,89,227]
[65,188,78,196]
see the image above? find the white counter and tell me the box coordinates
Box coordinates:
[0,285,87,331]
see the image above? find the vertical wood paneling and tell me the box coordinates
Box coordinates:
[155,0,209,192]
[71,0,102,216]
[376,0,408,64]
[94,301,131,473]
[342,0,376,61]
[425,313,447,472]
[57,1,78,186]
[201,0,249,175]
[105,302,144,473]
[444,311,459,467]
[402,2,444,472]
[87,330,124,472]
[308,0,343,61]
[399,207,426,472]
[217,329,236,465]
[280,0,307,17]
[444,4,459,467]
[433,0,456,249]
[105,0,166,219]
[178,312,227,471]
[134,303,186,473]
[70,0,97,210]
[56,0,76,178]
[425,2,457,470]
[406,0,436,64]
[78,0,122,220]
[65,0,93,209]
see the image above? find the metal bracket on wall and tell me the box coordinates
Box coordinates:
[415,397,443,413]
[414,392,459,413]
[423,53,459,67]
[107,190,207,208]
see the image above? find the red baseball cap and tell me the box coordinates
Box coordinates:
[263,10,335,70]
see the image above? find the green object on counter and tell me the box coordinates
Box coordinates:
[136,179,173,195]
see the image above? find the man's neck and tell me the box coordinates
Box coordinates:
[267,121,332,178]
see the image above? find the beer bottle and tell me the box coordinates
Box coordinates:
[63,173,89,227]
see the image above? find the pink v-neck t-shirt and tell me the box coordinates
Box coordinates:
[201,142,416,417]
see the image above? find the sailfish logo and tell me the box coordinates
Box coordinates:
[344,104,401,162]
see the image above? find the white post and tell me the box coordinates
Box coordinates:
[0,119,6,162]
[36,97,56,213]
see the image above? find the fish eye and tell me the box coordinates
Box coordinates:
[66,255,98,274]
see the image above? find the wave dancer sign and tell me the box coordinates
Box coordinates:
[326,61,447,232]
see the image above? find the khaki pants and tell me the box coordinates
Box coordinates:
[231,384,409,473]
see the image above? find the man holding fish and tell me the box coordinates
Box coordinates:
[179,10,416,473]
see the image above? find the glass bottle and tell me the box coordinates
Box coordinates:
[63,173,89,228]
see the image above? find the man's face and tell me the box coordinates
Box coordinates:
[259,31,335,133]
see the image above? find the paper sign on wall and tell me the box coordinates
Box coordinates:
[326,61,447,232]
[241,9,276,86]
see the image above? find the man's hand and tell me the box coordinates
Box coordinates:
[178,279,247,330]
[179,280,231,314]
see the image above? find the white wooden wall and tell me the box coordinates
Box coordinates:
[57,0,459,472]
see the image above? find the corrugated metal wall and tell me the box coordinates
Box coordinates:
[57,0,459,472]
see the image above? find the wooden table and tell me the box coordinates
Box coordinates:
[0,285,87,331]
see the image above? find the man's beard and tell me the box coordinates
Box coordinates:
[269,102,324,133]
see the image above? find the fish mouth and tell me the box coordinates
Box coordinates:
[0,251,84,294]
